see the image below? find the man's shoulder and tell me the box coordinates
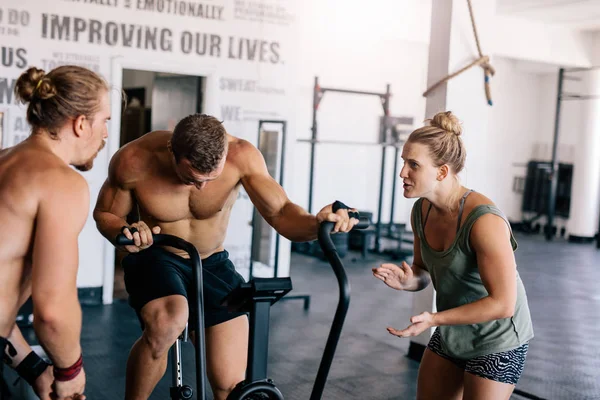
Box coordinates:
[5,146,85,189]
[227,135,254,152]
[31,164,89,215]
[110,132,168,186]
[226,136,261,168]
[0,148,86,218]
[45,164,88,193]
[227,136,264,175]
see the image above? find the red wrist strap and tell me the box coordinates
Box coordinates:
[54,354,83,382]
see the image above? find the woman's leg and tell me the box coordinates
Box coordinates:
[463,373,515,400]
[417,349,465,400]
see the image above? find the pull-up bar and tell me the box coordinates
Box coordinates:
[563,65,600,73]
[546,67,600,249]
[304,76,407,254]
[560,93,600,101]
[308,77,392,214]
[297,138,404,147]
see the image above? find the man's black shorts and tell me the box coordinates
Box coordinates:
[122,246,246,329]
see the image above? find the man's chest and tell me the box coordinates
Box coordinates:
[133,174,241,222]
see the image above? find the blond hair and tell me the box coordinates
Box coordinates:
[14,65,108,138]
[407,111,466,174]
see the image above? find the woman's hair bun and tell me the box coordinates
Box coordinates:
[430,111,462,136]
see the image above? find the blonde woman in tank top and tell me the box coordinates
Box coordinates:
[372,111,534,400]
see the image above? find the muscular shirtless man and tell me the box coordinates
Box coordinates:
[0,65,110,400]
[93,113,358,400]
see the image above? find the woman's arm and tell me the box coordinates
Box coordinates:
[388,213,517,338]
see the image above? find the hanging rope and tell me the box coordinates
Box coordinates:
[423,0,495,105]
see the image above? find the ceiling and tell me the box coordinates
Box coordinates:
[497,0,600,31]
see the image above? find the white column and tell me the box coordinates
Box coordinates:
[409,0,496,357]
[566,70,600,239]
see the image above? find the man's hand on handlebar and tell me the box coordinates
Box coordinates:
[316,200,360,233]
[119,221,161,253]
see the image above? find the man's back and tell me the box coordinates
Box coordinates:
[0,141,82,336]
[0,64,109,400]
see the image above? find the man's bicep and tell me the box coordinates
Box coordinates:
[240,144,289,219]
[242,172,289,220]
[32,177,88,304]
[93,179,134,219]
[94,149,136,218]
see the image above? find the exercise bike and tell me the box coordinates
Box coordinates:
[116,217,368,400]
[115,233,206,400]
[222,217,369,400]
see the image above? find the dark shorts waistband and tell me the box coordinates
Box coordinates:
[149,246,230,268]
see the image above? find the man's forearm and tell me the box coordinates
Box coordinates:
[93,210,128,245]
[33,294,82,368]
[271,202,319,242]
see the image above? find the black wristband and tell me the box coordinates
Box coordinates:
[332,200,360,220]
[332,200,350,213]
[2,339,16,365]
[16,351,50,387]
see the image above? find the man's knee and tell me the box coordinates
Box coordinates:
[209,361,245,399]
[140,296,189,359]
[211,380,241,400]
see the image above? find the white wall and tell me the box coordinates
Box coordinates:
[483,57,587,234]
[290,0,431,226]
[493,15,594,68]
[486,57,546,221]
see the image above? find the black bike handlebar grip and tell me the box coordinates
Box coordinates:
[115,234,134,246]
[354,217,370,230]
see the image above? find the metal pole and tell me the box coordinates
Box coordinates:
[247,301,271,382]
[375,147,387,252]
[274,121,286,276]
[309,77,319,214]
[597,198,600,249]
[388,145,400,236]
[546,68,564,241]
[320,87,388,97]
[375,84,392,252]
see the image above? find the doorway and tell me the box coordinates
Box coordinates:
[113,69,205,301]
